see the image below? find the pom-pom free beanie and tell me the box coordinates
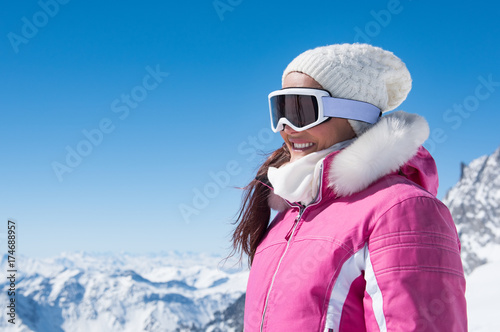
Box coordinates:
[282,43,412,134]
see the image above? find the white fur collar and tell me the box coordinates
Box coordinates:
[269,111,429,210]
[329,110,429,196]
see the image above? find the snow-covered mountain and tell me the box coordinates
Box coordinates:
[442,145,500,332]
[442,146,500,274]
[0,252,248,332]
[204,293,245,331]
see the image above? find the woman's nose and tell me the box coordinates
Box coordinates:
[283,124,299,134]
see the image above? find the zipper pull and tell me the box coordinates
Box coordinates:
[285,205,305,240]
[295,204,306,221]
[285,223,295,241]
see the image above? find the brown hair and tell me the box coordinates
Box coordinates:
[231,144,291,265]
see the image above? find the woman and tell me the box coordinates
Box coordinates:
[232,44,467,331]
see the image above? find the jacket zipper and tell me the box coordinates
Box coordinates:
[258,163,327,331]
[259,205,306,331]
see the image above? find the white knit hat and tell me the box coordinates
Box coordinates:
[282,43,412,134]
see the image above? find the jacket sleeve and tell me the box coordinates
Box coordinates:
[363,196,467,331]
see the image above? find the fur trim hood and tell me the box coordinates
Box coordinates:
[269,111,435,210]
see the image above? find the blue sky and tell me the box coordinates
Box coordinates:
[1,0,499,258]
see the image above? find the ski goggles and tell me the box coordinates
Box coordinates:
[268,88,381,132]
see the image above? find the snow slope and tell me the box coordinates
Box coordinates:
[466,253,500,332]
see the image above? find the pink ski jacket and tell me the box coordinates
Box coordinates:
[244,112,467,331]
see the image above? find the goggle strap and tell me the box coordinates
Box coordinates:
[322,97,381,124]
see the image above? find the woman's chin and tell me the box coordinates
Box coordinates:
[290,151,311,163]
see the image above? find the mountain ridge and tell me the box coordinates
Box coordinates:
[0,251,248,332]
[442,145,500,274]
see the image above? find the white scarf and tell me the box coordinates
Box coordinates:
[268,139,355,205]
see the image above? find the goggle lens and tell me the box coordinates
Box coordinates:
[270,95,319,130]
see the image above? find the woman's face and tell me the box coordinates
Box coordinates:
[281,72,356,163]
